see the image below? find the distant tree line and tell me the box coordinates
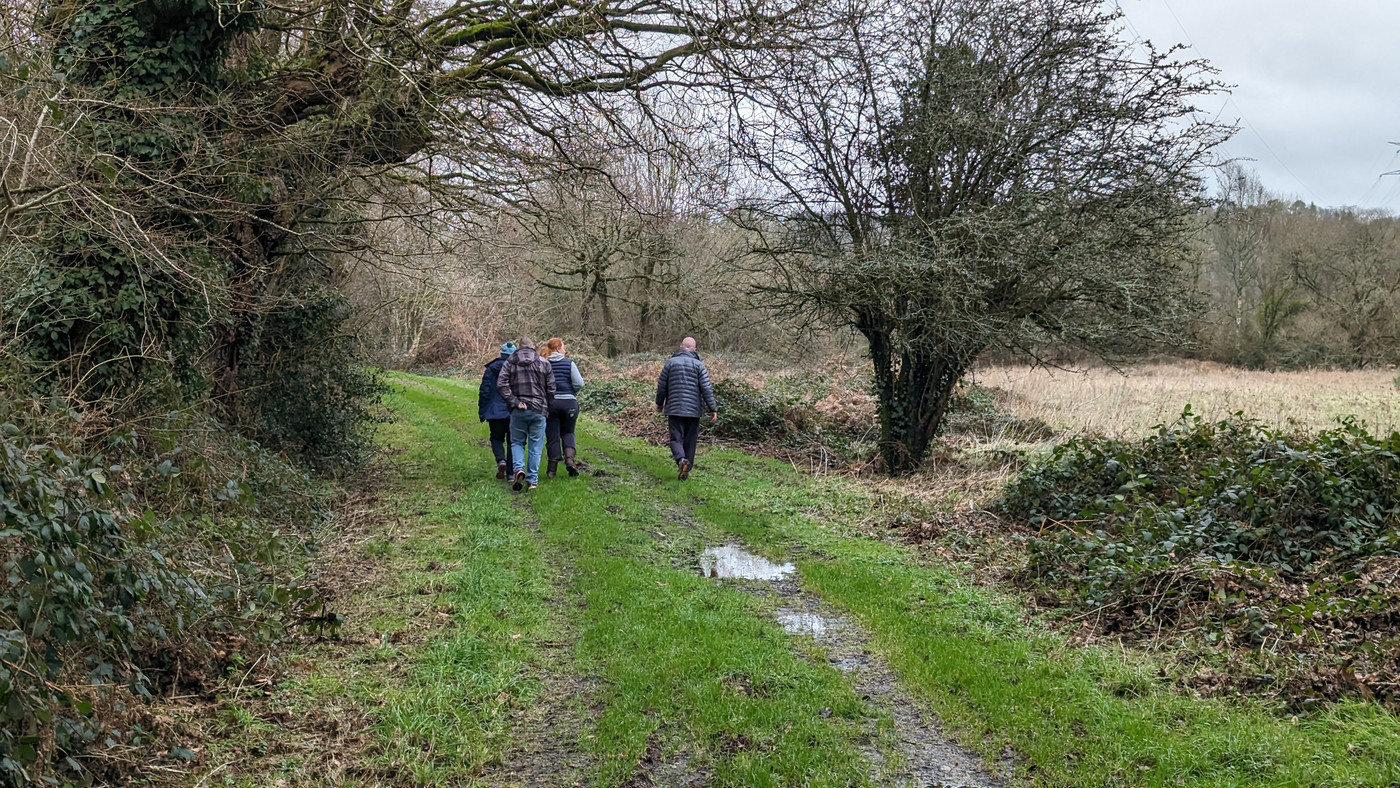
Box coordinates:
[1193,166,1400,369]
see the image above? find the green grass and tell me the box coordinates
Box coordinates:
[203,371,1400,786]
[197,374,555,785]
[574,424,1400,787]
[394,374,880,786]
[360,382,554,781]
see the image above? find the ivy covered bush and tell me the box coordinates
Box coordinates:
[1002,409,1400,706]
[0,399,329,784]
[710,378,804,442]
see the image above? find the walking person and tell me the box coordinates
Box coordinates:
[478,341,517,478]
[655,336,718,480]
[542,337,586,478]
[497,337,556,491]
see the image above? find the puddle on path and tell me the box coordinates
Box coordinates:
[776,610,835,636]
[695,538,1003,788]
[775,603,1003,788]
[698,544,795,580]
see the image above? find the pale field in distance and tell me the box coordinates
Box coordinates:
[975,361,1400,438]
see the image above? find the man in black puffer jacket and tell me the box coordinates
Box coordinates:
[655,336,718,480]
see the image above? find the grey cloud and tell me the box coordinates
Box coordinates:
[1119,0,1400,208]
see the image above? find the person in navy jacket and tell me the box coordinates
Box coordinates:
[655,336,718,480]
[479,342,516,479]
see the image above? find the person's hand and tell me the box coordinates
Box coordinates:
[517,403,526,409]
[656,405,663,414]
[710,411,718,423]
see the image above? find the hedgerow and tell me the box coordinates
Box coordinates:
[0,396,331,785]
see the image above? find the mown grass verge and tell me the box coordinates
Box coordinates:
[573,419,1400,786]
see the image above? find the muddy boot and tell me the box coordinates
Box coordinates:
[547,460,558,479]
[564,448,579,477]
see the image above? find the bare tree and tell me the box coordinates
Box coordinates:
[517,113,733,355]
[1285,209,1400,367]
[733,0,1231,473]
[1211,164,1272,334]
[3,0,812,447]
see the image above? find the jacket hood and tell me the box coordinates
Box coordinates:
[548,352,567,361]
[513,346,541,364]
[672,349,700,360]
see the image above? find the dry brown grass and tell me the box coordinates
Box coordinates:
[976,360,1400,438]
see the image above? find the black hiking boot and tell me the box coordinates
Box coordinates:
[565,448,579,477]
[496,462,507,480]
[512,470,525,492]
[547,460,558,479]
[678,458,691,481]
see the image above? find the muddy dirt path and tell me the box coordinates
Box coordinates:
[698,543,1003,788]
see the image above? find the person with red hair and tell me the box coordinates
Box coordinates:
[542,337,586,477]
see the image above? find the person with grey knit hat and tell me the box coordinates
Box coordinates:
[479,341,517,478]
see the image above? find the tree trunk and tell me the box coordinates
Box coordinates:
[865,324,978,475]
[636,255,656,353]
[596,273,618,357]
[580,269,594,335]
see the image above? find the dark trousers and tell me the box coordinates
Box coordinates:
[668,416,700,464]
[546,400,579,462]
[488,418,513,467]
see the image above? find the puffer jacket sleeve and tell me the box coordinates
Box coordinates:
[497,362,517,409]
[699,362,717,414]
[655,360,671,409]
[478,365,494,422]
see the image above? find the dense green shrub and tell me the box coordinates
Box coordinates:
[1005,410,1400,580]
[711,378,798,442]
[1001,410,1400,704]
[0,411,182,783]
[0,397,328,784]
[236,286,385,475]
[577,378,654,417]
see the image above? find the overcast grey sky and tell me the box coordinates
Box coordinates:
[1115,0,1400,210]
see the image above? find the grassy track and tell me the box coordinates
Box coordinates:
[199,374,555,785]
[207,372,1400,786]
[580,434,1400,786]
[397,375,878,786]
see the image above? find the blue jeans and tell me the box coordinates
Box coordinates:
[509,409,547,484]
